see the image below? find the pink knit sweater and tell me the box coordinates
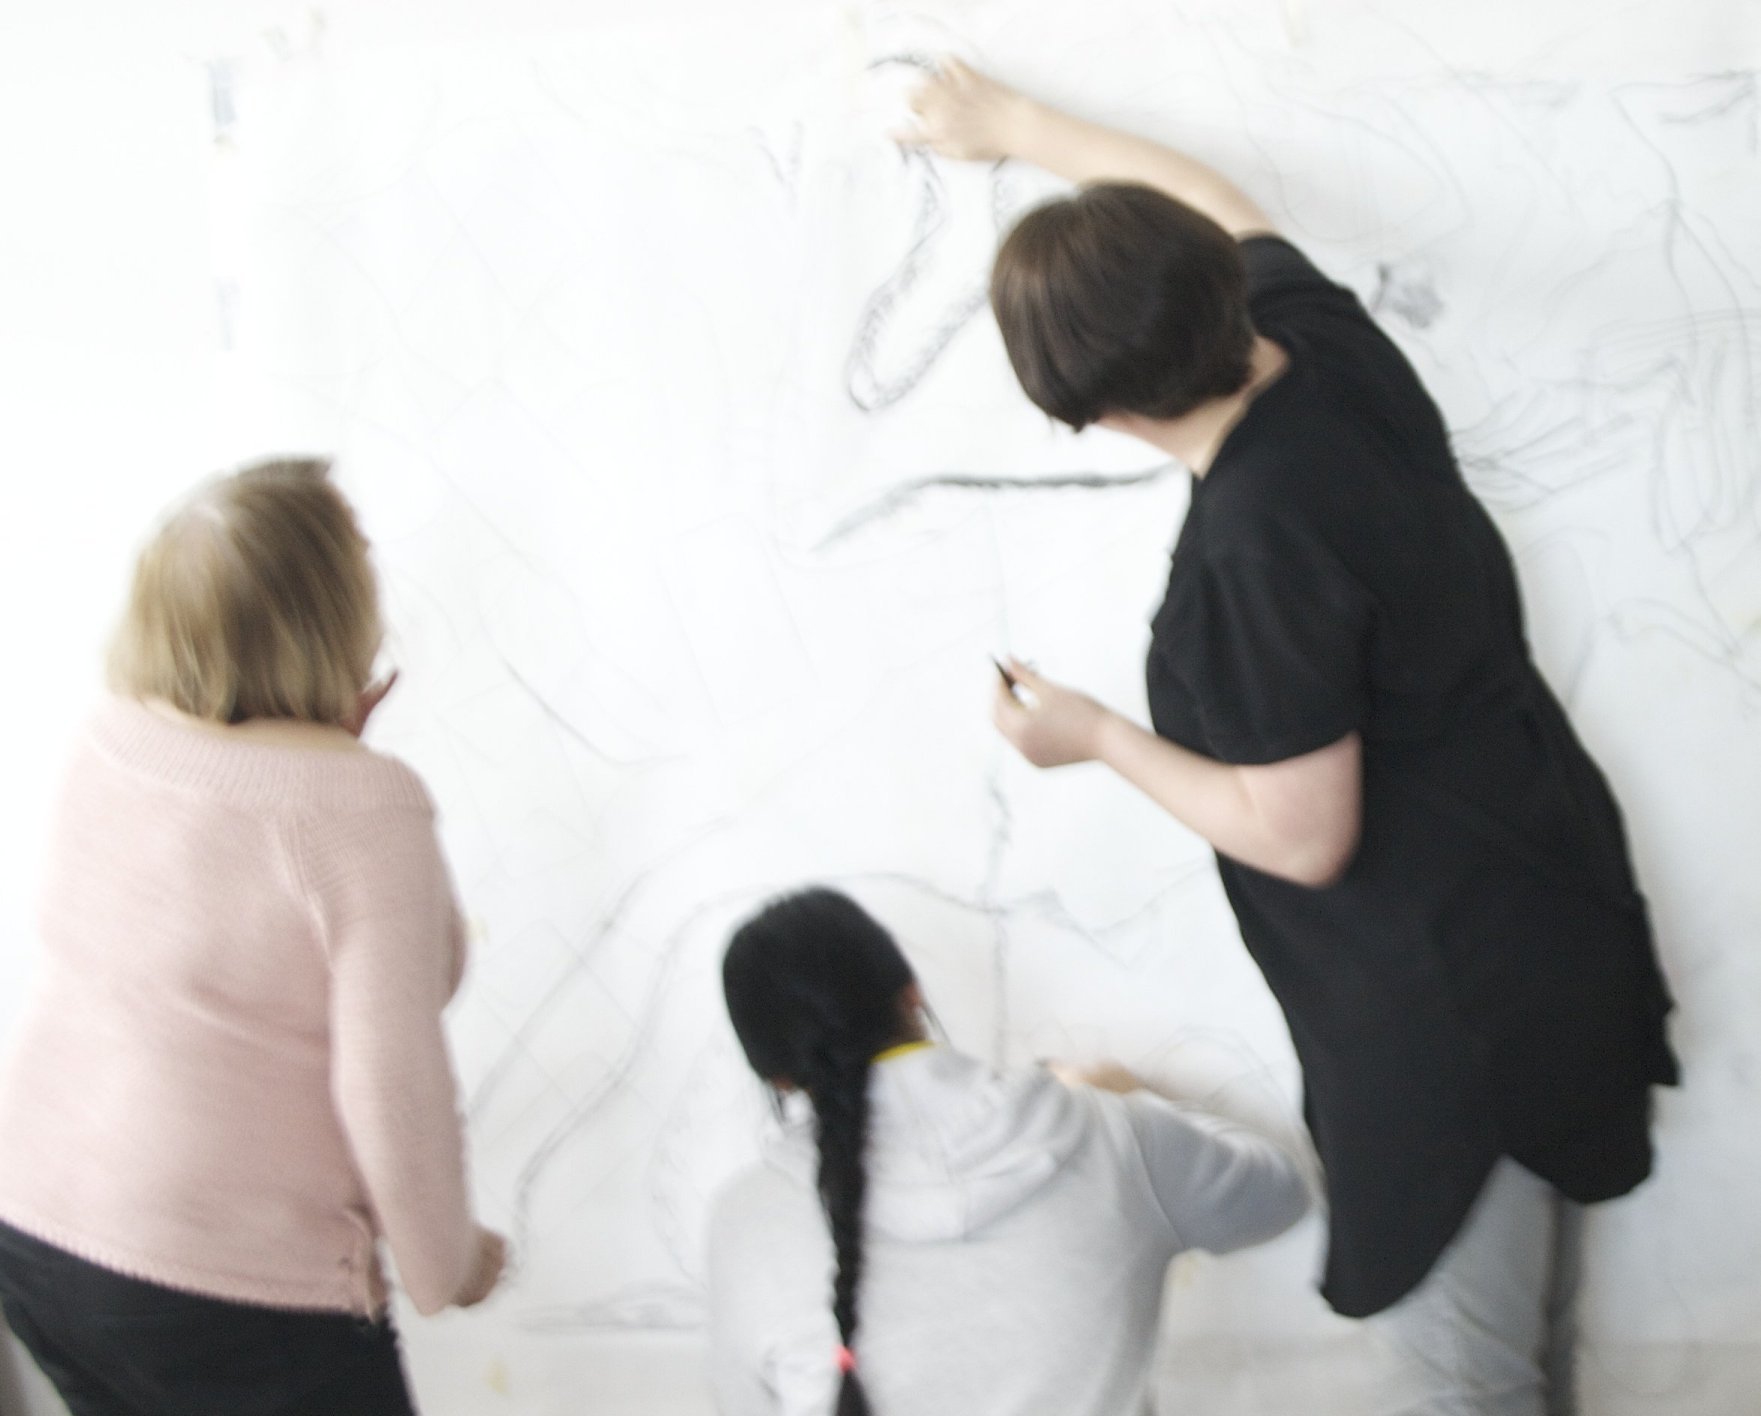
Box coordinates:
[0,698,479,1316]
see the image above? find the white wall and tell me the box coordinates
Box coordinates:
[0,8,227,1408]
[2,3,1757,1414]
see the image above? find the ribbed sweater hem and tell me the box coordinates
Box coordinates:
[0,1203,382,1318]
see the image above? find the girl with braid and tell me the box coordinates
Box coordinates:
[709,888,1310,1416]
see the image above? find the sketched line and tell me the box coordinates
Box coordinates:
[499,867,829,1254]
[497,654,679,769]
[983,760,1014,1066]
[845,148,990,411]
[817,463,1181,547]
[466,817,734,1123]
[521,1282,705,1333]
[980,507,1015,1066]
[1652,70,1758,134]
[844,54,1006,412]
[206,61,238,145]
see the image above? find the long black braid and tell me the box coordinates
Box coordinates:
[723,889,917,1416]
[803,1047,875,1415]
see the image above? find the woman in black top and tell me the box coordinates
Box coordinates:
[901,59,1677,1415]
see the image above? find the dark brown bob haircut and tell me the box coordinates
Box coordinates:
[990,182,1255,431]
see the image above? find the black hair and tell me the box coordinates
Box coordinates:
[989,181,1256,431]
[722,888,917,1416]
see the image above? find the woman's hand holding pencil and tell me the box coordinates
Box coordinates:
[991,656,1113,768]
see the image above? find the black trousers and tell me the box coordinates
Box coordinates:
[0,1221,417,1416]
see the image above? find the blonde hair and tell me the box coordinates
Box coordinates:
[108,458,380,725]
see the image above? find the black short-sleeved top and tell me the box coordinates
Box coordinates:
[1146,236,1679,1319]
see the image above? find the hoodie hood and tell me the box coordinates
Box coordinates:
[763,1046,1093,1242]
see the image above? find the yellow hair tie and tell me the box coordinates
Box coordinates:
[870,1040,935,1065]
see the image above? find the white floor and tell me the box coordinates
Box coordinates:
[8,1321,1761,1416]
[1156,1336,1761,1416]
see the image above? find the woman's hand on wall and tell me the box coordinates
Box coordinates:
[899,57,1275,237]
[898,58,1030,162]
[454,1227,508,1308]
[1047,1060,1144,1094]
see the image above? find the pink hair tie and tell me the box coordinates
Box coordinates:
[834,1344,858,1374]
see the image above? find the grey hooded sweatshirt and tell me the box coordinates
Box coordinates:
[707,1045,1309,1416]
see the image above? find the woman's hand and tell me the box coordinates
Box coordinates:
[901,57,1276,237]
[992,658,1112,768]
[899,58,1031,162]
[1047,1060,1143,1094]
[455,1226,508,1308]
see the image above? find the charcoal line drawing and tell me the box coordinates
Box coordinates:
[208,6,1761,1400]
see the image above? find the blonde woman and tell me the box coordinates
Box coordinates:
[0,460,503,1415]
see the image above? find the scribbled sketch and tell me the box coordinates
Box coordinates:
[842,56,1009,412]
[817,464,1181,546]
[215,3,1760,1410]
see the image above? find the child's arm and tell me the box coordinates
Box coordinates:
[903,58,1275,238]
[1052,1060,1315,1251]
